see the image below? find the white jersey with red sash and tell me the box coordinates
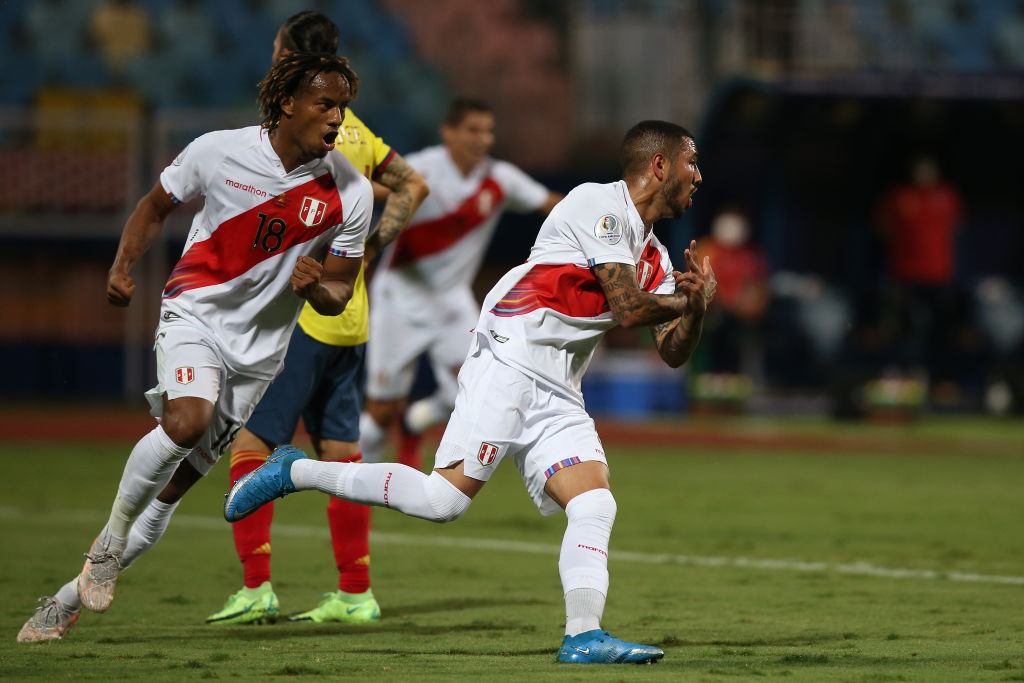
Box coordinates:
[472,180,675,398]
[158,125,372,380]
[373,145,548,305]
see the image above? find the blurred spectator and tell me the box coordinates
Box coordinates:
[876,154,964,385]
[695,206,770,378]
[89,0,152,78]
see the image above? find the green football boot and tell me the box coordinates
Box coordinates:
[289,589,381,624]
[206,582,279,625]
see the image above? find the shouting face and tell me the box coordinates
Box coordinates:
[278,70,351,167]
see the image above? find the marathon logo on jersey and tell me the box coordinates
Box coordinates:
[477,442,499,466]
[299,196,328,227]
[175,367,195,385]
[594,214,622,245]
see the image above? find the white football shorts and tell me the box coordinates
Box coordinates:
[366,279,478,400]
[144,323,271,476]
[433,339,608,516]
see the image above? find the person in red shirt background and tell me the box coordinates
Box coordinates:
[695,206,769,379]
[877,154,964,390]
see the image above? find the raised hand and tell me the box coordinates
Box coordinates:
[677,239,716,318]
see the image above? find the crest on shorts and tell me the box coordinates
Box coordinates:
[299,196,327,227]
[175,367,194,384]
[477,442,499,466]
[594,214,622,245]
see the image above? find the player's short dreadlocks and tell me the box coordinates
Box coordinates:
[258,52,359,131]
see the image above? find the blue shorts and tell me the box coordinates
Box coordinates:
[245,325,366,445]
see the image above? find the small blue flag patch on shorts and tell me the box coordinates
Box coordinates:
[329,247,349,257]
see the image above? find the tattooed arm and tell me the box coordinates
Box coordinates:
[363,153,429,264]
[593,240,716,367]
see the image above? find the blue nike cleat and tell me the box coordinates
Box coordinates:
[224,445,309,522]
[556,630,665,664]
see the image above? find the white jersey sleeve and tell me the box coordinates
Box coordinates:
[160,132,228,204]
[492,160,549,213]
[529,182,637,268]
[326,167,371,259]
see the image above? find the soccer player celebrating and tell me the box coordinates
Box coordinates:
[17,52,372,642]
[206,11,429,627]
[226,120,715,664]
[358,97,561,470]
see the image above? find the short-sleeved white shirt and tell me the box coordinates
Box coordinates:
[158,125,372,379]
[473,180,675,398]
[373,145,549,303]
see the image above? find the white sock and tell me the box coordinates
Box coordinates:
[404,396,451,434]
[55,579,79,610]
[358,412,387,464]
[108,426,191,540]
[565,588,607,637]
[559,488,616,636]
[122,498,180,569]
[291,460,471,522]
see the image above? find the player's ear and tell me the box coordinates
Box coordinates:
[651,153,667,181]
[280,95,296,119]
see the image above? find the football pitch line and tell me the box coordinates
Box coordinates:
[4,506,1024,586]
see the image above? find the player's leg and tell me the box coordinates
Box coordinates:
[226,338,529,523]
[208,327,320,625]
[291,342,380,624]
[403,288,475,437]
[19,461,200,642]
[360,290,429,463]
[77,330,221,613]
[520,397,663,664]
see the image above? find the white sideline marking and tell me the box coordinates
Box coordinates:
[3,506,1023,586]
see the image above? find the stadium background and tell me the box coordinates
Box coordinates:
[0,0,1022,420]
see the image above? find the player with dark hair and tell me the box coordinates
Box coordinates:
[206,11,429,626]
[226,120,715,664]
[17,51,373,642]
[358,95,561,471]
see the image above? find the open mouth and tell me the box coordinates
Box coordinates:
[322,132,337,151]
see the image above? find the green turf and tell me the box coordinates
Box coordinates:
[2,416,1023,681]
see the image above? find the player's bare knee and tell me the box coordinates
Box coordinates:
[162,398,214,448]
[424,471,472,523]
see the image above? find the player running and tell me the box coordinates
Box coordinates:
[17,52,371,642]
[225,120,715,664]
[359,96,561,468]
[206,11,429,628]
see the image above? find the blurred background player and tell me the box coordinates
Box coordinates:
[206,11,429,627]
[225,120,715,664]
[17,52,371,642]
[358,97,561,469]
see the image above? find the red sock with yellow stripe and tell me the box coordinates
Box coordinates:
[229,450,274,589]
[325,452,371,593]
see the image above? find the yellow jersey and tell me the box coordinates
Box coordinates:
[296,109,395,346]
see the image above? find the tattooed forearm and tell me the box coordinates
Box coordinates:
[592,261,687,327]
[652,315,703,367]
[364,154,428,262]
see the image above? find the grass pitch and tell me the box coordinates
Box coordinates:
[1,415,1023,681]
